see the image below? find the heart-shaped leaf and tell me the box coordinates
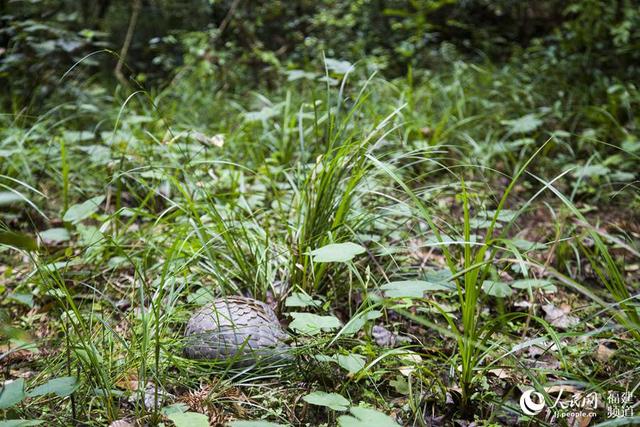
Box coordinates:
[512,279,556,293]
[310,243,366,263]
[228,422,286,427]
[166,412,209,427]
[337,406,400,426]
[303,391,350,411]
[0,232,37,251]
[27,376,78,398]
[481,281,512,298]
[0,421,44,427]
[63,196,105,224]
[285,292,321,308]
[288,313,341,335]
[40,228,70,244]
[381,280,452,298]
[0,378,26,409]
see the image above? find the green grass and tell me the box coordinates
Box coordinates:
[1,53,639,426]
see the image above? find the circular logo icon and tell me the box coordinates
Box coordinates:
[520,389,545,416]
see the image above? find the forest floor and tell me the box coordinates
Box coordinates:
[1,57,640,426]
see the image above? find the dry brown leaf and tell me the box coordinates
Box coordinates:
[542,303,579,329]
[488,368,511,379]
[595,343,615,362]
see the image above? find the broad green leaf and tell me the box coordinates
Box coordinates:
[337,406,400,427]
[342,310,382,335]
[0,378,26,409]
[501,114,542,133]
[0,192,26,206]
[285,292,321,308]
[63,196,105,224]
[303,391,350,411]
[228,422,286,427]
[381,280,452,298]
[512,279,557,293]
[324,58,353,74]
[187,287,216,305]
[335,354,366,374]
[27,376,78,398]
[483,209,518,222]
[289,313,341,335]
[0,421,44,427]
[507,239,546,251]
[481,281,512,298]
[77,224,103,247]
[424,268,454,283]
[8,293,34,308]
[161,402,189,416]
[0,232,37,251]
[573,164,609,178]
[40,228,70,244]
[310,242,366,263]
[166,411,209,427]
[286,70,318,81]
[314,353,366,375]
[610,171,635,181]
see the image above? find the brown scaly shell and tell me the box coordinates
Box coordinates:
[184,296,290,364]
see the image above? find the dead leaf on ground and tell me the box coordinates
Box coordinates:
[542,303,579,329]
[595,343,615,362]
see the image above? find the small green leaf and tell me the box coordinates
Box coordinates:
[501,114,542,134]
[27,376,78,398]
[0,420,44,427]
[310,242,366,263]
[0,378,26,409]
[303,391,350,411]
[0,192,26,206]
[187,287,216,305]
[342,310,382,335]
[337,406,400,427]
[228,422,286,427]
[335,354,366,374]
[0,231,37,251]
[166,411,209,427]
[8,293,34,308]
[161,402,189,416]
[507,239,546,251]
[40,228,70,244]
[63,196,105,224]
[285,292,321,308]
[512,279,557,293]
[481,281,513,298]
[381,280,452,298]
[324,58,353,74]
[314,353,366,375]
[573,164,609,178]
[288,313,341,335]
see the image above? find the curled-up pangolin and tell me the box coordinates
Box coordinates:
[184,296,291,364]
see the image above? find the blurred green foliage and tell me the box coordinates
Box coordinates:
[1,0,639,107]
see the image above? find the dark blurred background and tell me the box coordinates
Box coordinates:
[1,0,639,108]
